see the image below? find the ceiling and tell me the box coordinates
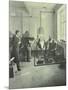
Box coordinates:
[25,2,57,9]
[9,1,62,17]
[9,1,29,15]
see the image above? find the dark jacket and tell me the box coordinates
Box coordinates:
[11,35,19,62]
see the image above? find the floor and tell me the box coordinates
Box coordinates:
[9,57,66,89]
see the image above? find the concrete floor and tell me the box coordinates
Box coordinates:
[9,58,66,89]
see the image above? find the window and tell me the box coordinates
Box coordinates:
[57,5,66,41]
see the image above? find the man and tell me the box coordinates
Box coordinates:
[22,37,30,62]
[48,39,57,63]
[37,38,42,50]
[11,30,21,71]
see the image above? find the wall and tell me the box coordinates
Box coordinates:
[9,16,22,34]
[41,12,54,41]
[27,9,55,41]
[9,7,23,35]
[10,5,62,41]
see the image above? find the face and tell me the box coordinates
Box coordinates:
[17,32,20,37]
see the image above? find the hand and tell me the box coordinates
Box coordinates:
[18,41,21,44]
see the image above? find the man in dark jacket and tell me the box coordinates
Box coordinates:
[11,30,21,71]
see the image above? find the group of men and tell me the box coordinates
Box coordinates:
[36,37,57,63]
[36,37,57,51]
[9,30,57,71]
[10,30,31,71]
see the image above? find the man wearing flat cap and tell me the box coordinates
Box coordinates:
[11,30,21,71]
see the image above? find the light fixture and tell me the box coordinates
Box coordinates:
[37,11,44,35]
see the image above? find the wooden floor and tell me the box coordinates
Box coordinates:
[9,57,66,89]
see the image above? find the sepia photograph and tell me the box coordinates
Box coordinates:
[9,0,66,89]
